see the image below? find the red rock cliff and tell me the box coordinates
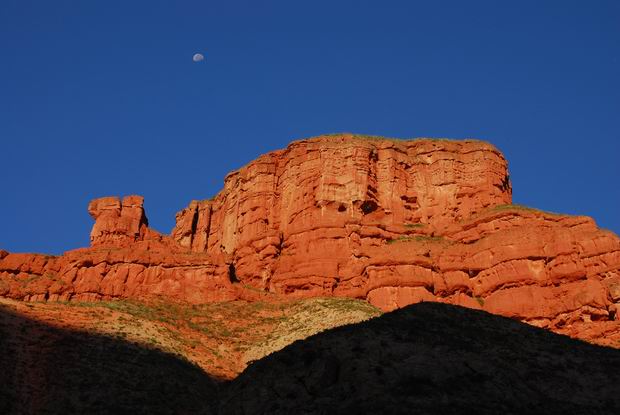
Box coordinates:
[1,134,619,346]
[172,135,511,288]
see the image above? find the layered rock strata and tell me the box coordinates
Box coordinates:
[1,134,619,343]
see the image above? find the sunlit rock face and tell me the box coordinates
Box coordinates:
[1,134,619,347]
[172,135,512,294]
[88,195,149,247]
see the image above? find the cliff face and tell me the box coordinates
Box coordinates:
[172,135,511,291]
[174,135,511,251]
[1,134,619,345]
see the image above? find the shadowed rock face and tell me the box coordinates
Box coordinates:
[0,134,619,346]
[221,303,620,415]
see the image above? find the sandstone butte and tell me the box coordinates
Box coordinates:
[1,134,619,346]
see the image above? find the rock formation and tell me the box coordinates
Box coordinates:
[88,195,151,246]
[1,134,619,346]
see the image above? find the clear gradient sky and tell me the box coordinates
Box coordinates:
[1,0,619,254]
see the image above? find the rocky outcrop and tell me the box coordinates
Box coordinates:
[88,196,152,246]
[0,195,236,303]
[351,207,620,333]
[172,199,212,252]
[0,244,236,304]
[1,134,619,346]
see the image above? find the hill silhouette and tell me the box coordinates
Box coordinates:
[221,302,620,414]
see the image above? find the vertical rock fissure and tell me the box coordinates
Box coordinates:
[189,208,199,248]
[202,203,212,253]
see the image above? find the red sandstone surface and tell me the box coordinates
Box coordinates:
[1,134,619,346]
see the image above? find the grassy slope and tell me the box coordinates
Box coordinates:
[0,296,381,380]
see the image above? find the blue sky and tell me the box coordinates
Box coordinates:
[1,0,618,254]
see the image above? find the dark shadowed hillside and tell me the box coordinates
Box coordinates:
[0,304,217,415]
[221,303,620,415]
[2,301,620,414]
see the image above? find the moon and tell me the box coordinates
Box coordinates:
[192,53,205,62]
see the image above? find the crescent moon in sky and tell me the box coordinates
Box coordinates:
[192,53,205,62]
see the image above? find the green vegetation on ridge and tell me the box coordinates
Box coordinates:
[387,235,449,245]
[318,133,488,144]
